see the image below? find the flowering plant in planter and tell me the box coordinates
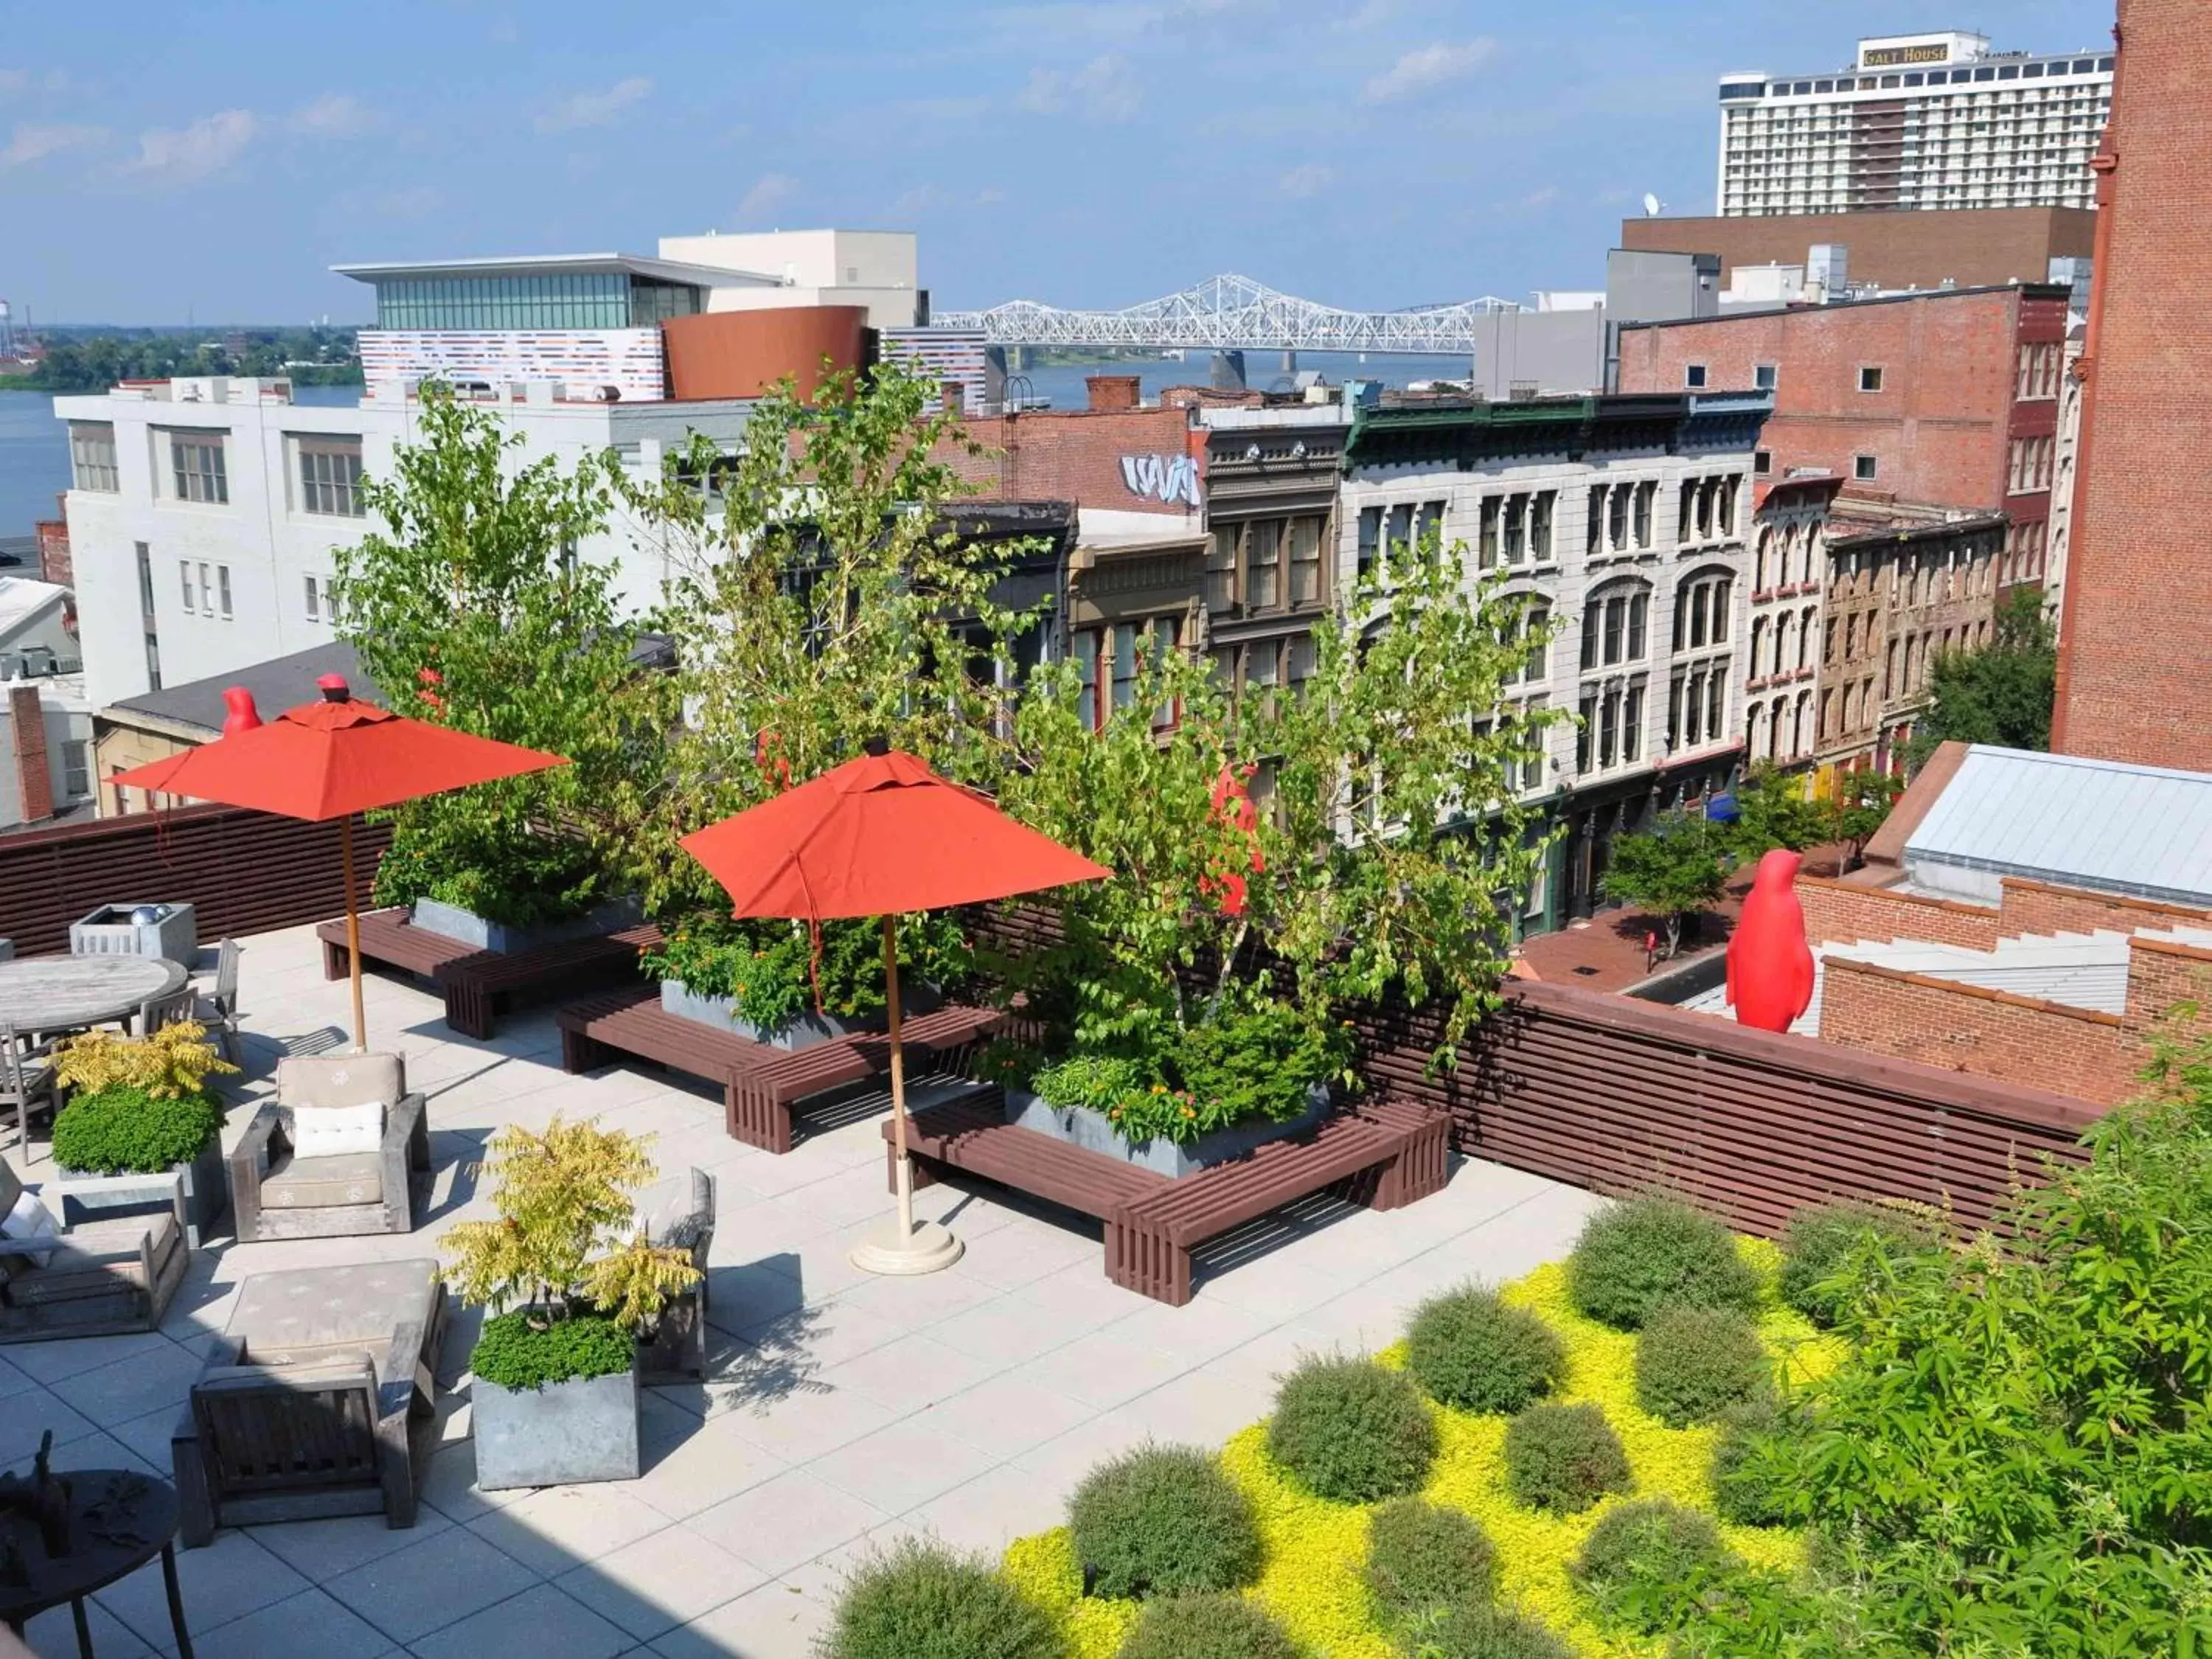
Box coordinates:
[640,911,975,1029]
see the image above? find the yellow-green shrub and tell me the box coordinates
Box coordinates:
[1002,1239,1841,1659]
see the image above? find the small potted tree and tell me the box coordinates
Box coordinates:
[444,1116,700,1491]
[51,1021,237,1247]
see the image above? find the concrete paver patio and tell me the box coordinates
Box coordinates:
[5,922,1605,1658]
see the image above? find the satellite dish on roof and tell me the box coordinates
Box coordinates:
[1642,192,1664,218]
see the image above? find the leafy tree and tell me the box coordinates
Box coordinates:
[335,386,663,925]
[624,363,1046,920]
[1602,811,1733,956]
[1910,587,2057,764]
[1728,762,1833,861]
[10,327,361,392]
[999,522,1561,1067]
[1833,769,1904,872]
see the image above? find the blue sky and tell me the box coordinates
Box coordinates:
[0,0,2117,325]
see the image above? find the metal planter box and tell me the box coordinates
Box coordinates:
[658,978,941,1051]
[1006,1082,1333,1178]
[69,902,198,963]
[409,895,642,956]
[473,1360,641,1491]
[58,1128,228,1248]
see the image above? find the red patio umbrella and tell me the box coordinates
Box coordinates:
[680,741,1109,1274]
[112,676,568,1051]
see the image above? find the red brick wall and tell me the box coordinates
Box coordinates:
[2125,938,2212,1042]
[7,686,52,824]
[1998,876,2212,939]
[34,514,70,588]
[1616,290,2058,521]
[936,406,1202,515]
[1818,956,2132,1101]
[1798,874,2002,950]
[2054,1,2212,768]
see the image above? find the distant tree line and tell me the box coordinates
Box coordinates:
[1,326,362,392]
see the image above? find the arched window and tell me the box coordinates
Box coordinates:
[1579,579,1652,672]
[1773,611,1794,677]
[1754,527,1773,591]
[1749,616,1769,679]
[1672,568,1734,654]
[1798,605,1818,669]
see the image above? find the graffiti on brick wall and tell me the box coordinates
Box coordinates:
[1119,453,1203,508]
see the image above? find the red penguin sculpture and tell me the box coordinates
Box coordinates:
[1727,848,1815,1034]
[219,686,263,737]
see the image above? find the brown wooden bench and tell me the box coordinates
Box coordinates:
[317,908,662,1040]
[557,986,1007,1152]
[894,1091,1451,1306]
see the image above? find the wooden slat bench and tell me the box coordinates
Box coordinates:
[894,1092,1451,1306]
[317,908,663,1040]
[557,986,1007,1152]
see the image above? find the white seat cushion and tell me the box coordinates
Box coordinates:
[1,1187,62,1264]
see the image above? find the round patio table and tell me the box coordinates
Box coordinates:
[0,955,189,1034]
[0,1469,195,1657]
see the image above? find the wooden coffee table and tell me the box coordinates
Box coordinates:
[0,1469,193,1658]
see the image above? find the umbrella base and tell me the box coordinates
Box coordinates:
[849,1216,964,1276]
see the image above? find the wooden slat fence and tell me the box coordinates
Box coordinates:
[0,806,391,960]
[970,903,2101,1237]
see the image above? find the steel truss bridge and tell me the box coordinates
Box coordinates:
[931,273,1521,355]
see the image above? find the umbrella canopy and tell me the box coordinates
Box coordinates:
[678,746,1109,921]
[112,678,571,1050]
[679,745,1107,1276]
[114,679,566,821]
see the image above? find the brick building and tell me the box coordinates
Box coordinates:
[1615,283,2071,591]
[1619,206,2096,292]
[2053,0,2212,767]
[1815,502,2006,775]
[937,389,1204,526]
[1744,473,1840,766]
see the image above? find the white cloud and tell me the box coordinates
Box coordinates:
[1019,54,1140,119]
[737,171,799,223]
[288,93,374,137]
[534,75,652,135]
[1278,162,1335,199]
[890,181,1009,218]
[0,122,108,170]
[1517,184,1562,209]
[1362,39,1498,103]
[121,109,257,182]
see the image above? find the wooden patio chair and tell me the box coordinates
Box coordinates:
[0,1026,57,1152]
[192,938,243,1064]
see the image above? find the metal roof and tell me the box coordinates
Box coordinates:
[332,253,779,288]
[102,641,376,739]
[1905,745,2212,905]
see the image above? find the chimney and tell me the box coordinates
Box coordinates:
[940,380,966,416]
[1086,374,1141,412]
[9,685,52,824]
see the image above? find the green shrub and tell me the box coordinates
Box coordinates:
[51,1086,223,1175]
[1566,1196,1759,1330]
[818,1538,1063,1659]
[1266,1354,1436,1504]
[1709,1400,1795,1528]
[1115,1593,1299,1659]
[642,911,971,1029]
[1501,1402,1631,1515]
[1570,1499,1733,1635]
[1070,1444,1261,1600]
[1778,1202,1932,1327]
[1632,1306,1770,1427]
[470,1310,634,1391]
[1404,1285,1565,1416]
[1402,1601,1573,1659]
[1363,1498,1498,1630]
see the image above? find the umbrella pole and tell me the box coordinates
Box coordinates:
[341,815,367,1052]
[849,911,963,1276]
[886,912,914,1240]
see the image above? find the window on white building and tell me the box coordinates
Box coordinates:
[305,574,321,622]
[69,423,119,492]
[297,438,367,517]
[169,434,229,504]
[60,741,89,801]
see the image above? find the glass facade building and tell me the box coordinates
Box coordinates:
[372,272,704,330]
